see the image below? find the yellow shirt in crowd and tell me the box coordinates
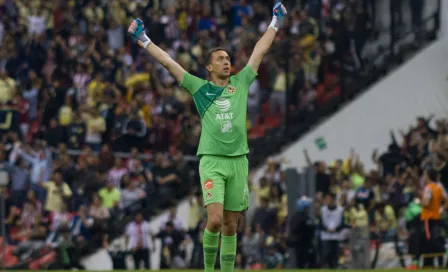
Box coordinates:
[87,80,106,104]
[0,77,15,103]
[350,206,369,227]
[59,106,73,126]
[42,181,73,212]
[254,186,270,205]
[374,205,397,231]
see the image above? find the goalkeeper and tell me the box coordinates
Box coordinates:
[128,3,287,271]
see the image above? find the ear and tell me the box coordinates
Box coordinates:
[206,64,213,73]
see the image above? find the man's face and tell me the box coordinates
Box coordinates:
[207,50,231,79]
[326,195,335,206]
[54,173,63,183]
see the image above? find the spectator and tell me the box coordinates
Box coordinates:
[89,194,110,221]
[98,181,121,210]
[16,144,51,201]
[241,226,261,267]
[349,203,370,269]
[0,68,16,103]
[289,197,315,269]
[121,108,147,150]
[337,179,355,207]
[160,207,184,231]
[320,193,344,269]
[153,156,180,206]
[389,168,407,214]
[71,205,94,242]
[44,119,64,148]
[120,180,146,212]
[41,170,73,213]
[315,161,331,197]
[47,205,73,245]
[262,244,283,269]
[25,190,43,215]
[83,107,106,152]
[18,201,42,234]
[55,154,76,188]
[252,197,276,234]
[66,111,87,149]
[374,202,398,241]
[125,212,154,269]
[9,157,31,208]
[108,158,128,188]
[156,221,185,269]
[354,178,375,211]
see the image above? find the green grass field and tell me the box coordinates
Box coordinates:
[27,270,409,272]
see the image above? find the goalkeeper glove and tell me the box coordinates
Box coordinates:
[128,18,152,48]
[269,2,287,32]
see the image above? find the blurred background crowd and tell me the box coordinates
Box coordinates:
[0,0,444,270]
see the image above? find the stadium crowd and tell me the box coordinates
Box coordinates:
[172,115,447,270]
[0,0,434,270]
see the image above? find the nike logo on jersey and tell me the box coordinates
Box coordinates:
[206,92,215,96]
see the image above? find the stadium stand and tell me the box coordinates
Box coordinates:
[0,0,444,270]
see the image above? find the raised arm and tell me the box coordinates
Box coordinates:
[128,19,186,83]
[247,3,287,73]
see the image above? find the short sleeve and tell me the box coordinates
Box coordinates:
[63,183,73,196]
[180,72,208,95]
[234,65,258,89]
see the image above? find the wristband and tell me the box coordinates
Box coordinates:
[268,16,280,32]
[137,33,152,48]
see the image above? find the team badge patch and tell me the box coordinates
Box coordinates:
[204,180,213,190]
[206,192,213,200]
[226,86,236,95]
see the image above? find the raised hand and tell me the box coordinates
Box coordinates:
[269,3,287,31]
[273,2,287,20]
[128,18,152,48]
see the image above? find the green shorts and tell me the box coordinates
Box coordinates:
[199,155,250,211]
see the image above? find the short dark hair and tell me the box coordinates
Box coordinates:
[326,192,336,199]
[205,48,230,65]
[426,168,438,182]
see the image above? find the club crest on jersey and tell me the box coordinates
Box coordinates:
[226,85,236,95]
[206,192,213,200]
[204,180,213,190]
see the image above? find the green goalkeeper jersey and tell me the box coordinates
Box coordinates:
[180,65,257,157]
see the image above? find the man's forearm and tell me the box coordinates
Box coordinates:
[247,28,277,72]
[145,43,172,68]
[255,28,277,58]
[129,19,185,82]
[144,43,185,83]
[248,2,286,72]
